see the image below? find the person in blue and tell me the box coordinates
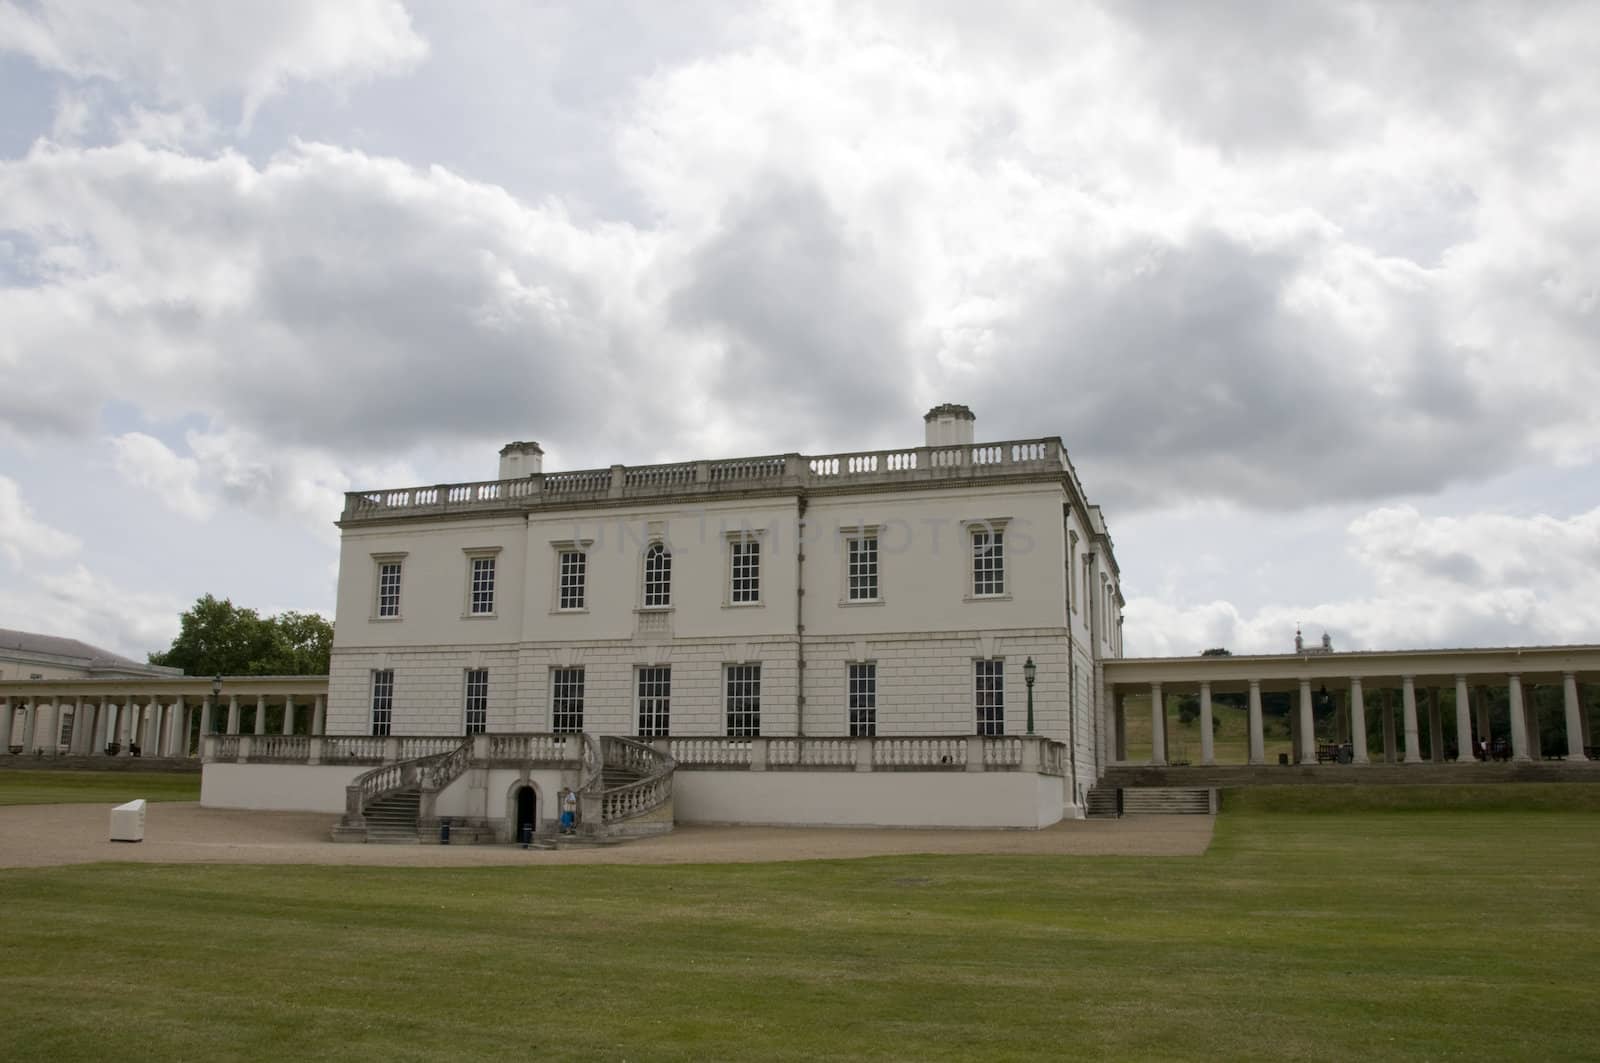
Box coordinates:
[559,787,577,835]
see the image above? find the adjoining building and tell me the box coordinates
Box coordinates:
[1,628,181,754]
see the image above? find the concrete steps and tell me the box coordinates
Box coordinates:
[363,790,421,844]
[1119,787,1216,815]
[1084,786,1121,818]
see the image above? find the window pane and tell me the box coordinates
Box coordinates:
[552,668,585,733]
[847,536,879,601]
[975,659,1004,735]
[371,669,394,736]
[972,530,1005,596]
[725,664,761,736]
[559,551,586,610]
[637,666,671,737]
[464,669,488,734]
[848,662,877,737]
[730,539,760,603]
[378,562,402,617]
[643,542,672,607]
[470,557,496,614]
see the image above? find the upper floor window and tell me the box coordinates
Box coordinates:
[370,669,395,736]
[975,659,1004,736]
[464,669,488,734]
[552,668,585,733]
[729,538,761,604]
[558,550,587,610]
[469,556,496,615]
[643,542,671,608]
[846,534,879,601]
[848,662,877,737]
[375,557,404,618]
[726,664,761,736]
[972,528,1005,596]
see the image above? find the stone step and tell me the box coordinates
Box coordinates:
[1120,787,1215,815]
[1084,787,1121,818]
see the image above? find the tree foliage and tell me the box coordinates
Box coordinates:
[148,595,332,676]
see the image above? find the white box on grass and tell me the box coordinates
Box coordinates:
[110,799,146,842]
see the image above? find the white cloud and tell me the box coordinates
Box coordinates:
[0,0,427,124]
[0,474,81,565]
[1125,504,1600,656]
[108,432,213,519]
[0,561,184,660]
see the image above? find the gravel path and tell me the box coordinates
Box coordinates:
[0,803,1214,869]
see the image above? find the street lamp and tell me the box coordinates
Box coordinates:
[1024,657,1037,735]
[211,675,223,735]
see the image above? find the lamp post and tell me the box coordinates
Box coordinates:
[1024,657,1037,735]
[211,675,222,739]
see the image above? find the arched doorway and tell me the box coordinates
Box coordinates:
[515,786,538,840]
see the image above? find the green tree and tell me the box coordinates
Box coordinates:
[149,595,332,676]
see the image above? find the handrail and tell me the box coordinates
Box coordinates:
[588,735,677,826]
[339,749,450,828]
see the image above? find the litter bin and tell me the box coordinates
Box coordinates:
[439,818,451,845]
[520,824,533,849]
[1278,752,1289,766]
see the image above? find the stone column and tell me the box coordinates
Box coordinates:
[0,695,12,751]
[20,698,37,753]
[227,694,241,735]
[167,695,186,758]
[1247,680,1264,765]
[1199,681,1215,766]
[1382,690,1397,763]
[1148,683,1166,766]
[146,699,163,755]
[1350,678,1369,764]
[312,696,326,735]
[40,698,59,757]
[199,696,214,740]
[1401,677,1422,764]
[254,694,267,736]
[1508,675,1530,762]
[282,696,295,736]
[1475,686,1490,752]
[1454,676,1474,765]
[79,698,97,755]
[115,701,128,753]
[1298,680,1315,764]
[1561,673,1588,761]
[1428,689,1445,761]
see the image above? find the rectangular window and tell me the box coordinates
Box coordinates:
[848,662,877,737]
[558,551,586,610]
[972,529,1005,596]
[730,538,760,603]
[370,669,394,736]
[464,669,488,734]
[975,659,1004,736]
[637,666,671,737]
[470,557,496,615]
[725,664,761,736]
[643,543,671,608]
[846,535,879,601]
[377,562,402,617]
[552,668,585,733]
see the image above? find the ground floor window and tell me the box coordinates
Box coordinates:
[464,669,488,734]
[370,669,394,736]
[637,666,671,737]
[552,668,585,734]
[975,659,1004,736]
[726,664,761,737]
[848,662,877,737]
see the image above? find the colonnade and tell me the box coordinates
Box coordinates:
[0,687,328,758]
[1105,662,1596,768]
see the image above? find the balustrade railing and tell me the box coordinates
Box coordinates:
[982,737,1023,768]
[872,737,966,770]
[669,737,752,768]
[255,735,309,761]
[486,733,580,763]
[341,438,1073,521]
[397,736,462,759]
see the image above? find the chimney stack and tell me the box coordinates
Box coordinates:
[923,403,976,447]
[498,441,544,479]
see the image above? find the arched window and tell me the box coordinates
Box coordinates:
[643,542,671,607]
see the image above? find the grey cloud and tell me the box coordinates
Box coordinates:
[670,178,919,451]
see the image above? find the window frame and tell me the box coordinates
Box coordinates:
[640,541,672,610]
[725,663,762,736]
[462,547,502,618]
[371,552,407,620]
[840,525,882,604]
[551,667,585,734]
[848,661,877,737]
[636,665,671,737]
[370,669,395,737]
[463,668,489,735]
[964,518,1010,600]
[549,539,593,614]
[975,659,1005,736]
[725,532,763,607]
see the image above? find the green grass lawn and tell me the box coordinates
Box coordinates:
[1,787,1597,1061]
[0,770,200,806]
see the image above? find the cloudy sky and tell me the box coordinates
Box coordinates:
[1,0,1597,661]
